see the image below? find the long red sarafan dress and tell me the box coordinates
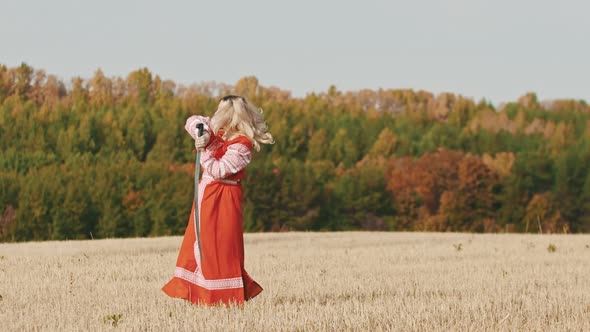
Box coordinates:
[162,116,263,305]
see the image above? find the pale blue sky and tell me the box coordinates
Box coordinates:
[1,0,588,103]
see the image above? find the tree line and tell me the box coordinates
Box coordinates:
[1,63,589,241]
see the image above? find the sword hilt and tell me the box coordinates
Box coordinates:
[196,123,204,137]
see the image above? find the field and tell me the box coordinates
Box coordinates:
[1,232,589,331]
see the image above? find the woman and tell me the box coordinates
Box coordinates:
[162,95,274,305]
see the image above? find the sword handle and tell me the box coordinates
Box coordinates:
[196,123,204,137]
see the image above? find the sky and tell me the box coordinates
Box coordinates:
[1,0,588,104]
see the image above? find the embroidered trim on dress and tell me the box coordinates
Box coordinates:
[174,267,244,290]
[202,175,240,184]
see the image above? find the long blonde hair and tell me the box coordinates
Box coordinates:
[210,95,274,151]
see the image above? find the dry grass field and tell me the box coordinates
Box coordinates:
[1,232,589,331]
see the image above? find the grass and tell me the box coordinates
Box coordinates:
[0,232,589,331]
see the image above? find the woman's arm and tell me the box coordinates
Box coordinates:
[200,142,252,179]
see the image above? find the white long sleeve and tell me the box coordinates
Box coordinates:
[200,143,252,179]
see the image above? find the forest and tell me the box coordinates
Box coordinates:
[1,63,589,241]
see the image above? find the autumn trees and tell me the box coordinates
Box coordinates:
[1,63,589,241]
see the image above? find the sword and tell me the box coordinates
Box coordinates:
[194,123,204,263]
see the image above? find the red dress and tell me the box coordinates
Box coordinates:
[162,116,263,305]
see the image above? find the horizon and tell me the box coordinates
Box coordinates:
[3,62,586,109]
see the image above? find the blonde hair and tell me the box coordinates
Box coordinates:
[210,95,274,151]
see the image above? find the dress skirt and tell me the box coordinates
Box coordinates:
[162,179,263,305]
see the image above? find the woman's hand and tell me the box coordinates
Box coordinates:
[185,115,211,140]
[194,132,211,149]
